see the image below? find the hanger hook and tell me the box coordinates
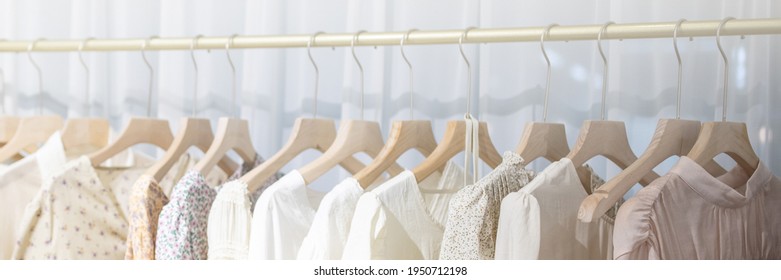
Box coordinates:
[597,22,614,121]
[190,34,203,117]
[716,17,735,122]
[459,27,476,118]
[141,36,158,117]
[308,31,324,119]
[224,34,240,118]
[351,30,366,120]
[27,38,45,115]
[78,37,93,116]
[540,24,558,123]
[401,29,418,120]
[673,19,686,120]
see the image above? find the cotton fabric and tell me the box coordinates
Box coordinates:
[123,154,230,260]
[12,153,156,260]
[248,170,326,260]
[0,132,67,259]
[439,151,535,260]
[494,158,616,260]
[206,171,283,260]
[613,157,781,260]
[154,156,267,260]
[342,161,466,260]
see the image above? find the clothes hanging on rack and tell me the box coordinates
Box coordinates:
[11,150,171,260]
[124,153,231,260]
[247,170,321,260]
[0,132,67,259]
[206,168,284,260]
[296,178,366,260]
[613,157,781,260]
[439,151,535,260]
[494,157,617,260]
[341,161,465,260]
[153,155,274,260]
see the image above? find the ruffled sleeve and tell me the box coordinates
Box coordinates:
[613,176,667,260]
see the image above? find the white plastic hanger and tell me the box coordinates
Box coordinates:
[565,22,659,191]
[412,27,502,184]
[515,24,572,164]
[193,34,257,175]
[60,37,110,155]
[687,17,759,174]
[89,36,174,166]
[578,19,728,222]
[0,39,64,163]
[241,32,366,193]
[145,35,238,182]
[353,29,438,188]
[298,30,404,185]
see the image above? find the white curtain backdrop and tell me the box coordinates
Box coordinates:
[0,0,778,193]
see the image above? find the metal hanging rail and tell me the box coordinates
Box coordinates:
[1,18,780,52]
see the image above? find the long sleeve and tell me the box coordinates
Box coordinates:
[495,191,541,259]
[341,193,385,260]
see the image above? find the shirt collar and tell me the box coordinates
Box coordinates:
[674,156,772,208]
[35,131,68,182]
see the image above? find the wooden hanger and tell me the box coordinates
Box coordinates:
[145,36,237,181]
[355,120,437,187]
[193,35,257,175]
[89,36,174,166]
[298,119,403,185]
[61,118,110,153]
[61,39,112,155]
[298,31,403,185]
[0,115,20,145]
[0,115,64,162]
[566,23,660,192]
[413,27,502,183]
[578,20,728,222]
[687,17,759,174]
[0,69,19,146]
[243,118,367,192]
[0,39,65,162]
[242,33,365,192]
[412,120,501,183]
[516,24,573,164]
[354,29,439,188]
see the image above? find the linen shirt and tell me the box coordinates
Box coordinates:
[206,172,283,260]
[248,170,326,260]
[494,158,616,260]
[12,152,158,260]
[439,151,535,260]
[0,132,68,259]
[341,161,466,260]
[613,157,781,260]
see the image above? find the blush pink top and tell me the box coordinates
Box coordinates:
[613,157,781,259]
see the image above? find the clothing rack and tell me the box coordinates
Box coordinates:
[1,18,780,52]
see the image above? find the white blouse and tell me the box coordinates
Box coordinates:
[494,158,615,260]
[247,170,324,260]
[296,178,365,260]
[0,132,67,259]
[342,161,465,260]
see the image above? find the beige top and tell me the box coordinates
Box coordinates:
[613,157,781,260]
[0,133,68,259]
[495,158,617,260]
